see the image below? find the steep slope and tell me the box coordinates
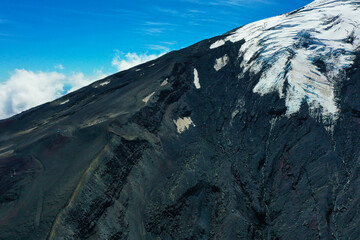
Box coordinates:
[1,0,360,239]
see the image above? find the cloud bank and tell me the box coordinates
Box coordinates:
[0,69,106,119]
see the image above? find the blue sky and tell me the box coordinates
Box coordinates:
[0,0,313,119]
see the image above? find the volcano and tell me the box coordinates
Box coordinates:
[1,0,360,239]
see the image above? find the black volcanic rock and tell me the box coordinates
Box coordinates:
[1,0,360,239]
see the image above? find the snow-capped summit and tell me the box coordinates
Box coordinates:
[211,0,360,122]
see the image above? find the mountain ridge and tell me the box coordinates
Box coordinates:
[1,1,360,239]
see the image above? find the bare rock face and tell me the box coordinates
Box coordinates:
[1,1,360,239]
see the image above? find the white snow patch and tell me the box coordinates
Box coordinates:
[193,68,201,89]
[148,63,155,67]
[135,69,141,72]
[94,80,110,88]
[210,40,225,49]
[232,109,240,119]
[214,54,229,71]
[269,117,278,134]
[60,99,69,105]
[142,92,155,104]
[217,0,360,123]
[325,124,335,134]
[173,117,196,134]
[100,81,110,86]
[161,78,168,86]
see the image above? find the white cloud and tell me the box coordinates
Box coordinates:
[0,69,107,119]
[111,51,164,71]
[67,70,106,93]
[209,0,273,6]
[161,41,177,45]
[0,69,66,119]
[143,28,166,35]
[147,44,170,51]
[183,0,274,6]
[144,21,174,26]
[155,8,179,15]
[54,64,65,70]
